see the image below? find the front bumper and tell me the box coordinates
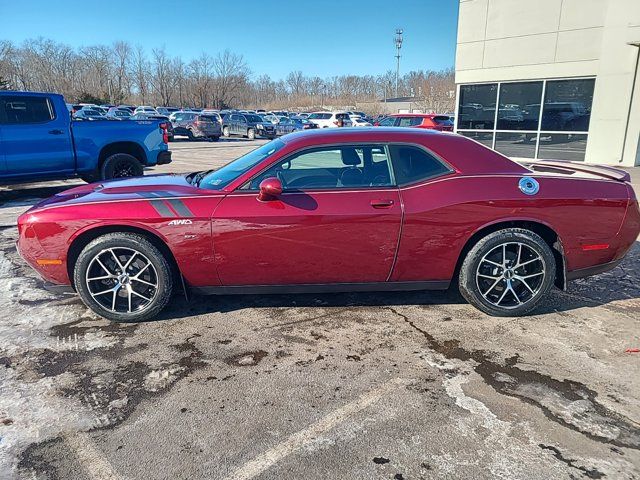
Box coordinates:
[157,150,172,165]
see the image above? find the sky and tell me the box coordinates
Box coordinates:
[0,0,459,80]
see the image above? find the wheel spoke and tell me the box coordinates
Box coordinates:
[482,259,503,269]
[502,244,507,266]
[95,257,113,276]
[92,286,118,297]
[127,285,132,313]
[131,277,156,287]
[87,274,115,281]
[478,273,500,280]
[111,285,120,311]
[132,262,151,279]
[508,281,522,304]
[131,290,152,302]
[519,271,544,279]
[515,257,541,269]
[483,277,503,297]
[122,252,138,271]
[515,276,535,294]
[109,249,125,271]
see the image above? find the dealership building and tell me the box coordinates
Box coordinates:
[454,0,640,166]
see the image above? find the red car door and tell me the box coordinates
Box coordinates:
[212,144,402,286]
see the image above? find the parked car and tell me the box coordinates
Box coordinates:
[375,114,454,131]
[106,107,132,120]
[134,106,157,115]
[17,128,640,322]
[74,109,107,120]
[171,111,221,141]
[223,113,275,139]
[352,117,373,127]
[276,117,317,136]
[129,113,175,141]
[0,91,171,184]
[156,107,180,116]
[307,111,353,128]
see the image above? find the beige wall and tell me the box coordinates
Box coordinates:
[456,0,640,166]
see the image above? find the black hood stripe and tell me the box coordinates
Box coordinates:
[149,199,176,217]
[137,191,177,198]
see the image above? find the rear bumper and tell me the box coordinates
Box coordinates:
[157,151,172,165]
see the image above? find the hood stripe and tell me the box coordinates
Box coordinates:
[166,199,194,218]
[149,199,176,217]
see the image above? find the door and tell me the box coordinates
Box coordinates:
[212,144,402,285]
[0,95,74,178]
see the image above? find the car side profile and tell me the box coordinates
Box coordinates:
[170,112,221,141]
[376,114,454,131]
[222,113,275,139]
[17,128,640,322]
[307,111,353,128]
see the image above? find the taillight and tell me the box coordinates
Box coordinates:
[159,122,169,144]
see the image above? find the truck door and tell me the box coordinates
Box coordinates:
[0,94,75,179]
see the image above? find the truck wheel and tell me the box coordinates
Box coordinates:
[223,126,230,137]
[73,232,173,322]
[101,153,143,180]
[458,228,556,317]
[247,128,255,140]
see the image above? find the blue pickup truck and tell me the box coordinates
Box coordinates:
[0,91,172,184]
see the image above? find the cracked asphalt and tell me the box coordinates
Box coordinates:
[0,139,639,480]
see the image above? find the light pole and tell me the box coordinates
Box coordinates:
[394,28,403,98]
[321,83,326,109]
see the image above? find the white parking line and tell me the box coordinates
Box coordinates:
[224,377,409,480]
[66,433,122,480]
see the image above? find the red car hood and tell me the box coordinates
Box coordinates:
[30,174,217,211]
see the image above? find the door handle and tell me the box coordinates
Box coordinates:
[370,199,394,209]
[48,129,64,135]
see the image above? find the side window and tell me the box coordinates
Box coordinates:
[379,116,396,127]
[389,145,451,185]
[245,145,394,190]
[1,96,54,124]
[398,117,418,127]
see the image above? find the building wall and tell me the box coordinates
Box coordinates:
[455,0,640,166]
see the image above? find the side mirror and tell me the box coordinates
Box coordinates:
[258,177,283,201]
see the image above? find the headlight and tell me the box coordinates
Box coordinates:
[257,124,263,128]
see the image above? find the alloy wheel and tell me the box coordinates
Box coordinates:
[475,242,545,309]
[85,247,158,313]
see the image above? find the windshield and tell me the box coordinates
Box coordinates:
[199,139,286,190]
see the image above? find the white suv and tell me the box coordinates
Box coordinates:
[307,111,353,128]
[134,106,158,115]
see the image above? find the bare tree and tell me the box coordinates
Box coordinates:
[132,45,150,104]
[212,49,249,108]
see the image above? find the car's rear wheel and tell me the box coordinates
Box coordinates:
[101,153,143,180]
[223,126,230,137]
[74,233,173,322]
[459,228,556,317]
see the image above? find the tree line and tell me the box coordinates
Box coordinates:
[0,38,455,112]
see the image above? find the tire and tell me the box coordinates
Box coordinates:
[73,233,173,322]
[247,128,255,140]
[209,135,220,142]
[186,129,195,141]
[458,228,556,317]
[101,153,143,180]
[223,126,230,137]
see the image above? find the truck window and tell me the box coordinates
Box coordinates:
[0,96,55,124]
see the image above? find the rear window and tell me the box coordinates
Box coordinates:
[433,115,453,125]
[309,113,330,120]
[0,96,55,124]
[198,115,215,122]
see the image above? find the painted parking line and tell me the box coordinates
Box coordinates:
[224,377,410,480]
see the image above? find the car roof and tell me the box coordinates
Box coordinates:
[279,128,529,176]
[389,113,441,118]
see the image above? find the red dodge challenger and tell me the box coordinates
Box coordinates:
[17,128,640,322]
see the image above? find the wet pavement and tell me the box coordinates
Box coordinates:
[0,140,639,479]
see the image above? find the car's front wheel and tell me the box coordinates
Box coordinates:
[247,128,255,140]
[74,233,173,322]
[223,126,230,137]
[459,228,556,316]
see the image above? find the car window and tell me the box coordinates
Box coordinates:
[389,145,451,185]
[379,116,396,127]
[199,140,286,190]
[245,145,394,191]
[398,117,417,127]
[0,96,55,124]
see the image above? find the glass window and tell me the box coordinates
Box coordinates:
[495,132,537,159]
[1,96,54,124]
[398,117,422,127]
[379,116,396,127]
[389,145,450,185]
[459,131,494,149]
[541,79,594,132]
[199,140,286,190]
[497,82,542,131]
[457,84,497,130]
[247,145,394,190]
[537,133,588,161]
